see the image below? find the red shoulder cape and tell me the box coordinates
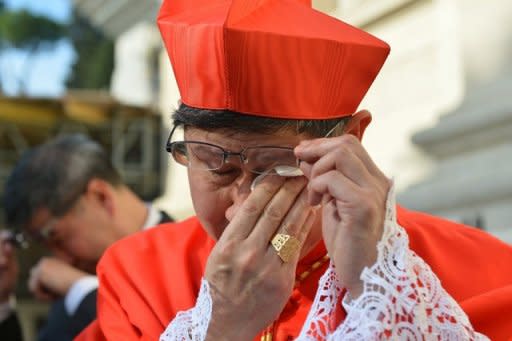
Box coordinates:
[76,208,512,341]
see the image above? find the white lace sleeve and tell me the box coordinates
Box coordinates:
[297,184,490,340]
[160,278,212,341]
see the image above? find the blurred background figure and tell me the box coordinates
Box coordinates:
[0,230,22,340]
[1,0,174,338]
[1,0,511,339]
[0,134,173,340]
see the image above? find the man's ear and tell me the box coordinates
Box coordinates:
[344,110,372,140]
[84,178,115,215]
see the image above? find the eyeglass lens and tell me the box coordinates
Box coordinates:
[168,120,342,176]
[170,142,298,175]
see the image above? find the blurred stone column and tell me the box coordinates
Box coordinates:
[399,0,512,243]
[111,22,161,107]
[154,45,194,220]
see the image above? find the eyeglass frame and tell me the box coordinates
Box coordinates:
[4,219,56,250]
[165,121,343,174]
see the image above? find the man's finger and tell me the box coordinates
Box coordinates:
[296,135,381,178]
[248,176,307,245]
[220,175,285,242]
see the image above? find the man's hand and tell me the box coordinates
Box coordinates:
[0,230,19,303]
[205,176,317,340]
[296,117,390,298]
[28,257,88,301]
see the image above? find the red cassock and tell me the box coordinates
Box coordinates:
[76,207,512,341]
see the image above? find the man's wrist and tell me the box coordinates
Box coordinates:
[206,322,254,341]
[205,308,260,341]
[64,275,98,315]
[0,295,16,323]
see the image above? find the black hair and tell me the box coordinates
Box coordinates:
[3,134,122,230]
[172,103,350,137]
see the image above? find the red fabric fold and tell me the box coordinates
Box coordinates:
[76,210,512,341]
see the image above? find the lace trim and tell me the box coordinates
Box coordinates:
[162,183,489,340]
[160,279,212,341]
[298,182,489,340]
[296,264,341,341]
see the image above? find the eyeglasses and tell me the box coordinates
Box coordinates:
[167,136,299,176]
[165,122,342,176]
[3,221,56,250]
[3,230,28,249]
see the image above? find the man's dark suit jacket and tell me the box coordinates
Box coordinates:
[38,290,96,341]
[0,311,23,341]
[1,210,173,341]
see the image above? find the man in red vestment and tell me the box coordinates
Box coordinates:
[77,0,512,340]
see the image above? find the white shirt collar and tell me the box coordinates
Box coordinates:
[143,203,163,230]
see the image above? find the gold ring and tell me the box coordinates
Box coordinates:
[271,233,300,263]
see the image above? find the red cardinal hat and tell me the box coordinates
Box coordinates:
[157,0,390,119]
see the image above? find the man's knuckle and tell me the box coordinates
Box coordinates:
[341,134,358,145]
[241,202,259,217]
[264,205,284,222]
[238,250,259,272]
[215,239,237,259]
